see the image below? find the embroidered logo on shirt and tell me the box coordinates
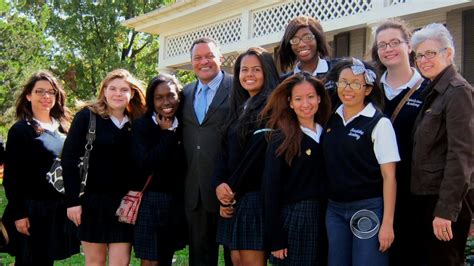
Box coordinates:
[348,128,364,140]
[306,149,311,156]
[326,128,331,133]
[406,98,422,108]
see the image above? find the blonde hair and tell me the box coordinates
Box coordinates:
[88,69,146,122]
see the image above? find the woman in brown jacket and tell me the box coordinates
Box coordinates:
[411,23,473,266]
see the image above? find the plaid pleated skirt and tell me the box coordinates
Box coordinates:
[134,191,174,260]
[270,199,323,266]
[230,191,264,250]
[79,193,133,243]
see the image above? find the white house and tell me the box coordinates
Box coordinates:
[123,0,474,84]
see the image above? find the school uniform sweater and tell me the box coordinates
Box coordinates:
[213,120,267,198]
[263,132,326,250]
[130,114,185,193]
[3,120,65,220]
[323,111,385,202]
[383,81,427,196]
[62,108,133,207]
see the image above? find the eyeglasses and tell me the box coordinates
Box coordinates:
[414,48,447,61]
[34,89,57,97]
[289,34,315,45]
[336,81,366,90]
[377,39,408,50]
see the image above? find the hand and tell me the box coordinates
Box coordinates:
[378,221,394,252]
[433,216,453,241]
[271,248,288,260]
[219,206,234,218]
[67,205,82,227]
[216,183,235,205]
[156,115,174,130]
[15,218,30,236]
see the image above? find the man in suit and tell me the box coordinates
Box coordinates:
[182,37,232,266]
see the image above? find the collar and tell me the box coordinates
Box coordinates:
[336,102,376,126]
[110,115,129,129]
[300,123,323,143]
[429,64,456,95]
[34,118,60,132]
[294,57,329,76]
[197,71,224,94]
[151,112,179,131]
[381,68,423,100]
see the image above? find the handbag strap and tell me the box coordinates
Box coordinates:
[79,110,97,197]
[390,78,423,123]
[141,175,153,193]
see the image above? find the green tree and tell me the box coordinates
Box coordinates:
[18,0,173,101]
[0,0,52,136]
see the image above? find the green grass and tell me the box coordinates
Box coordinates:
[0,186,230,265]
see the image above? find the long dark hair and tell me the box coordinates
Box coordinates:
[260,73,331,165]
[328,58,384,110]
[16,70,71,133]
[370,18,415,74]
[226,47,280,145]
[276,16,331,72]
[144,74,183,116]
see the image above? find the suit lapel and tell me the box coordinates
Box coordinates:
[184,82,200,124]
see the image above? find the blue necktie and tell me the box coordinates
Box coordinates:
[195,86,210,124]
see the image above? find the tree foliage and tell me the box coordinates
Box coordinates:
[0,0,175,138]
[0,0,52,135]
[17,0,173,100]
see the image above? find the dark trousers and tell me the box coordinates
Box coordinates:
[412,193,472,266]
[389,194,418,265]
[185,197,232,266]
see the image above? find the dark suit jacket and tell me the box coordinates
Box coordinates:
[411,64,473,222]
[182,72,233,212]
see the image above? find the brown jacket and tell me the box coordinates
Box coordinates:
[411,64,473,222]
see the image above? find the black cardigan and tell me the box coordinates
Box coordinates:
[62,108,133,207]
[263,132,326,251]
[130,114,185,193]
[4,120,64,220]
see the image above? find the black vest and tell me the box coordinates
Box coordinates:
[323,109,385,202]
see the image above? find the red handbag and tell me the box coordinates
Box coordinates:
[116,175,152,225]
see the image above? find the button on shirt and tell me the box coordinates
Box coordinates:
[381,68,423,100]
[193,71,224,114]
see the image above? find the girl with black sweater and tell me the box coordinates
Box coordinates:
[214,47,279,265]
[323,58,399,266]
[3,71,79,265]
[260,73,331,265]
[131,74,186,266]
[62,69,146,266]
[370,19,427,265]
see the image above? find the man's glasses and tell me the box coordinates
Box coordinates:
[290,34,315,45]
[336,81,366,90]
[377,39,408,50]
[34,89,57,97]
[414,48,447,62]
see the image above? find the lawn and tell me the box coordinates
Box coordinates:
[0,186,224,265]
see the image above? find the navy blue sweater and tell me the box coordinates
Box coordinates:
[323,111,385,202]
[383,81,427,197]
